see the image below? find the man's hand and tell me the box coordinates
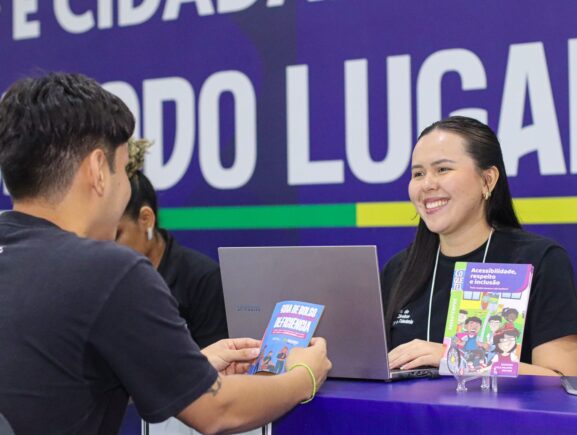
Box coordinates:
[388,339,444,370]
[285,337,332,389]
[201,338,261,375]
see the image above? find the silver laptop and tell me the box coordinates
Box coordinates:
[218,245,437,381]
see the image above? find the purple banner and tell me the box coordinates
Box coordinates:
[1,1,577,270]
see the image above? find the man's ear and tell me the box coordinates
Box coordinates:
[88,149,108,196]
[138,206,157,231]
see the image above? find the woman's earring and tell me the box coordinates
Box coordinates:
[147,227,154,241]
[484,191,491,201]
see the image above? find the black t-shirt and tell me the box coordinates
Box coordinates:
[0,212,218,434]
[157,230,229,348]
[380,227,577,363]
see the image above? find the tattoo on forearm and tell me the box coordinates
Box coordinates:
[206,376,222,397]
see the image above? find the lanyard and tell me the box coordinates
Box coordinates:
[426,228,494,342]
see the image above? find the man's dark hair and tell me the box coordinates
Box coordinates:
[0,72,135,200]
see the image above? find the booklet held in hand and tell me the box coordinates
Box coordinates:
[250,300,324,375]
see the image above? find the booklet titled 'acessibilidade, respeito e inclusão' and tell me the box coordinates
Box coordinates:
[440,262,534,378]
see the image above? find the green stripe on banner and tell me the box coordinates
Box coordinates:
[159,203,356,230]
[158,197,577,230]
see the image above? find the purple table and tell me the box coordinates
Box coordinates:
[272,376,577,434]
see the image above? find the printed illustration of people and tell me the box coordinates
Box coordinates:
[490,328,521,376]
[252,344,292,374]
[275,347,289,373]
[449,305,522,376]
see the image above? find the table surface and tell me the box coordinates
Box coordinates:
[272,375,577,434]
[312,375,577,412]
[121,375,577,435]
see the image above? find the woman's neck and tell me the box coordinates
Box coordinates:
[147,230,166,269]
[439,220,493,257]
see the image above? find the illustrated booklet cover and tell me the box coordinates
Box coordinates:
[439,262,533,378]
[250,300,324,375]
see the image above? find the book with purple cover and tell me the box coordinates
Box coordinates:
[439,262,533,378]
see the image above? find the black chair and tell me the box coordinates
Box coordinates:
[0,413,15,435]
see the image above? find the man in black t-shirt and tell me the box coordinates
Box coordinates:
[0,73,331,434]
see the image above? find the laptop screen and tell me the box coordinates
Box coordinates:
[218,245,391,380]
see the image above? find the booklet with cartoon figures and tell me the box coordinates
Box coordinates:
[250,301,324,375]
[439,262,533,378]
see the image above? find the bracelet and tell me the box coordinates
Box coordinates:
[288,363,317,404]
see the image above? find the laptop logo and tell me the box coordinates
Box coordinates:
[236,304,261,312]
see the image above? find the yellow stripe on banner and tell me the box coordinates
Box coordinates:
[513,197,577,224]
[357,197,577,228]
[356,201,418,227]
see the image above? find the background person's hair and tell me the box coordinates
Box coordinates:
[385,116,522,337]
[123,137,158,227]
[126,137,152,179]
[124,170,159,228]
[0,72,134,200]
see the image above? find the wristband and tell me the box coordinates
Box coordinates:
[288,363,317,404]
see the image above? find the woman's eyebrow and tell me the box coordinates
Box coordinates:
[411,158,457,170]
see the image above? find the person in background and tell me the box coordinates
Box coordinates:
[0,72,331,434]
[381,116,577,376]
[116,138,227,348]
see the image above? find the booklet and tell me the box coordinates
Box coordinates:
[250,300,324,375]
[439,262,533,378]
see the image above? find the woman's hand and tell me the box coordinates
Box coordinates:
[388,339,444,370]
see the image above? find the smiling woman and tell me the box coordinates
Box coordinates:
[408,128,498,255]
[380,116,577,376]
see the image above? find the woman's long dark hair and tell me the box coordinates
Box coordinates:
[384,116,522,334]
